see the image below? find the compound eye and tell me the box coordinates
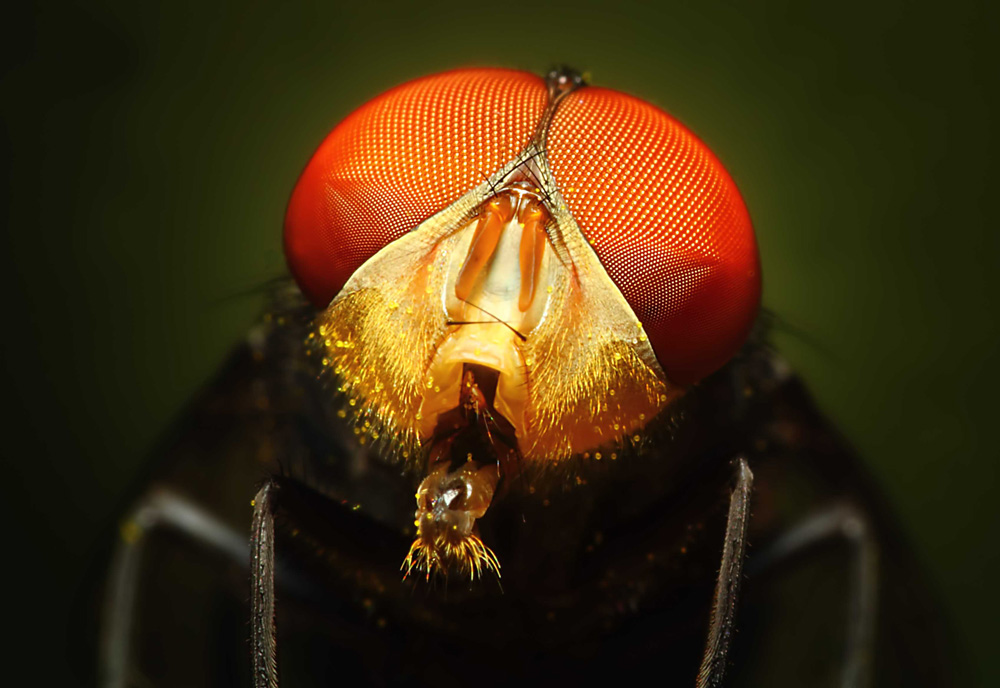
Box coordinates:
[284,69,548,309]
[548,88,761,386]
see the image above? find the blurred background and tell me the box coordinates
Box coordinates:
[3,1,996,684]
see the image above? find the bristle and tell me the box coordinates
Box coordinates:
[401,533,501,581]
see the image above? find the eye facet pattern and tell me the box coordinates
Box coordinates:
[548,87,760,385]
[285,69,548,309]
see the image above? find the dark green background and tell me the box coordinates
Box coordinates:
[4,1,996,684]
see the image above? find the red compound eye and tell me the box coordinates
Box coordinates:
[285,69,760,389]
[547,87,761,386]
[284,68,548,308]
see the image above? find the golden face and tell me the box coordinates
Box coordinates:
[286,68,760,577]
[311,158,676,465]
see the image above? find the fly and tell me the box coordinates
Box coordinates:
[97,67,959,688]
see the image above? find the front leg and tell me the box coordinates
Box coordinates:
[251,480,279,688]
[697,457,754,687]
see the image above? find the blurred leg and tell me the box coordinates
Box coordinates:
[100,487,248,688]
[748,502,879,688]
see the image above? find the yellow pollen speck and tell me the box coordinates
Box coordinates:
[120,520,141,544]
[546,285,553,293]
[614,352,622,361]
[595,452,602,460]
[639,413,646,420]
[337,409,346,418]
[633,434,641,442]
[318,325,327,336]
[348,399,357,407]
[611,453,618,460]
[639,335,647,342]
[388,301,399,309]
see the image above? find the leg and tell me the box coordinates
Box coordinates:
[697,457,754,688]
[251,480,279,688]
[100,487,250,688]
[747,503,878,688]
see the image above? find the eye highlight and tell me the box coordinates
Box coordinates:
[547,88,760,386]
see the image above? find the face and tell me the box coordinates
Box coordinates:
[283,67,760,578]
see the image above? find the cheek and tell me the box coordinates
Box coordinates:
[547,87,761,385]
[284,69,548,309]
